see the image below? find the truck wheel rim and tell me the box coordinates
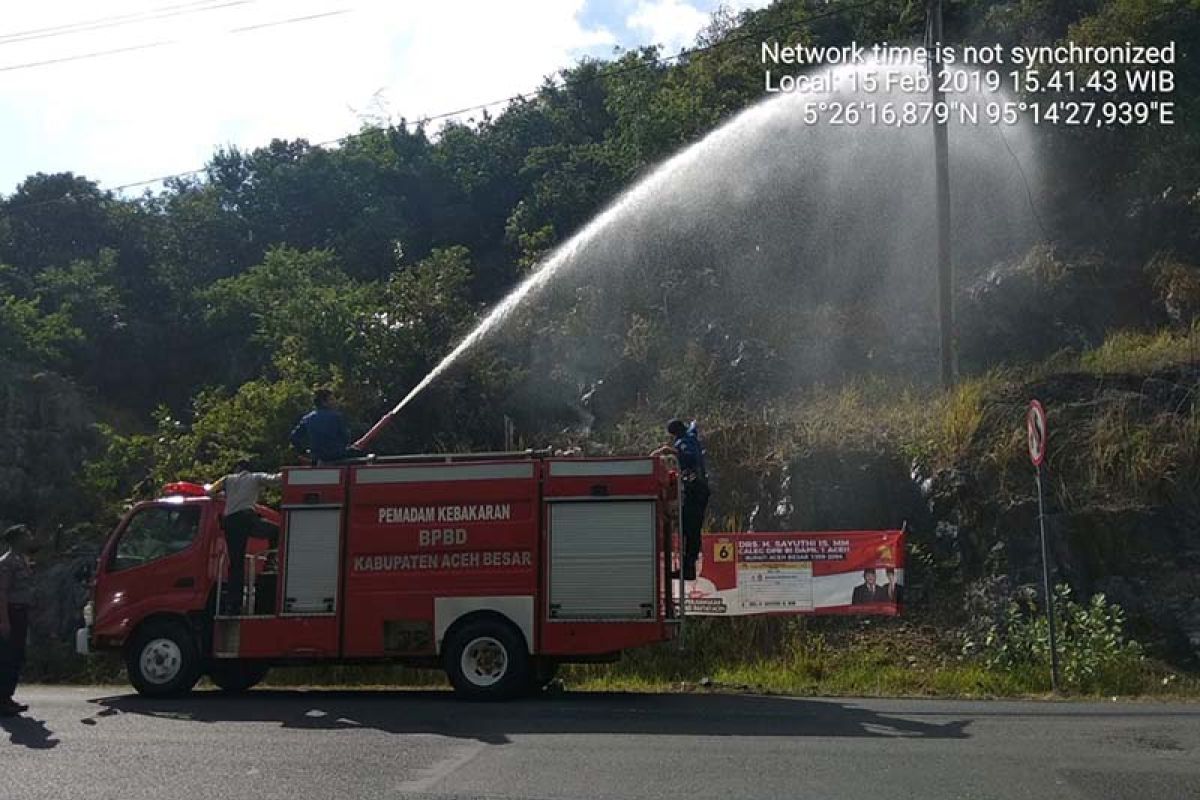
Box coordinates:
[461,636,507,687]
[140,638,183,685]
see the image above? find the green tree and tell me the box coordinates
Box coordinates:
[0,293,80,367]
[200,246,368,386]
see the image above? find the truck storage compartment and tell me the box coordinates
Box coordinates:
[283,507,341,614]
[548,500,656,620]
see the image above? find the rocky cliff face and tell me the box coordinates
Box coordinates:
[0,359,97,533]
[1,360,103,671]
[745,368,1200,666]
[16,547,105,682]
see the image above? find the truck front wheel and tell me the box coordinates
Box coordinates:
[443,619,531,701]
[126,621,202,697]
[208,661,270,693]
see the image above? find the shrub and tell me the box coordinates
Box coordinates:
[969,583,1145,693]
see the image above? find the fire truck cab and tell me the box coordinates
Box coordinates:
[78,452,682,699]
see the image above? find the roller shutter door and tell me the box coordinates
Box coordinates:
[549,501,655,620]
[283,508,341,614]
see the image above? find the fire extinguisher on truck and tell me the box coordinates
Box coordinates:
[76,450,684,700]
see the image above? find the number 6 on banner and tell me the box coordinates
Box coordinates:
[714,541,734,562]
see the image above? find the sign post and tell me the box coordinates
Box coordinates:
[1027,399,1060,693]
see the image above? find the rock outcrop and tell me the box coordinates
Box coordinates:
[0,359,98,533]
[743,367,1200,665]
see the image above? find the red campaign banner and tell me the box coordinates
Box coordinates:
[677,530,905,616]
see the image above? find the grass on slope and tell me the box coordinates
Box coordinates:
[563,618,1198,699]
[1080,323,1200,374]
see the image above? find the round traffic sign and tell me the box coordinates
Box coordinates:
[1027,400,1047,467]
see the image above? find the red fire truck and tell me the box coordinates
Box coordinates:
[76,452,683,699]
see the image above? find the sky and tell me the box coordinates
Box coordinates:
[0,0,770,196]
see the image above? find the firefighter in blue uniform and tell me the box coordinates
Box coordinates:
[653,419,710,580]
[290,387,366,464]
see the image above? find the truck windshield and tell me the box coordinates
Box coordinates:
[110,504,202,571]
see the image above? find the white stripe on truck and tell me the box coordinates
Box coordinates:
[286,468,342,485]
[356,463,534,484]
[434,596,534,654]
[548,459,653,477]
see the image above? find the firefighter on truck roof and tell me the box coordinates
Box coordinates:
[290,387,366,465]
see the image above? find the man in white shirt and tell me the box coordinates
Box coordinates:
[208,461,281,614]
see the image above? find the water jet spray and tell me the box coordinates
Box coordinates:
[355,60,1040,450]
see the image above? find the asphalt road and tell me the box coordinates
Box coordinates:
[3,686,1199,800]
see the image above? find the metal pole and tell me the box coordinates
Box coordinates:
[928,0,956,387]
[676,459,687,651]
[245,553,257,617]
[216,551,225,618]
[1035,468,1061,692]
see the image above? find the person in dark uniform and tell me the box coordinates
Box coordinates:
[0,524,35,716]
[289,387,365,464]
[653,419,710,580]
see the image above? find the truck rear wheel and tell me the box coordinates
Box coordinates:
[443,619,531,701]
[208,661,270,693]
[126,621,201,697]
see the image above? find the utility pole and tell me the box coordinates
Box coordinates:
[928,0,956,387]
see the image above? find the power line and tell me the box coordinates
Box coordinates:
[0,7,352,73]
[0,0,268,46]
[994,123,1048,240]
[230,8,351,34]
[114,169,210,192]
[0,0,220,41]
[0,40,171,73]
[3,0,887,212]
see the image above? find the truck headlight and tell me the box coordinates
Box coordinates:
[82,601,94,626]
